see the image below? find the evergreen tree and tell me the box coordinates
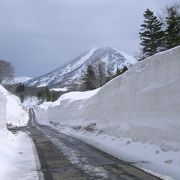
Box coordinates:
[37,90,43,100]
[115,67,122,76]
[139,9,164,59]
[82,65,96,90]
[121,66,128,74]
[165,6,180,49]
[16,83,25,93]
[44,87,51,101]
[114,66,128,78]
[37,87,51,101]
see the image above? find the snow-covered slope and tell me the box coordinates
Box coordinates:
[27,47,137,87]
[0,85,29,126]
[0,89,7,134]
[3,77,32,85]
[14,77,32,84]
[36,46,180,179]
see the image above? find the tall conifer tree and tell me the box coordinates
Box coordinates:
[139,9,164,59]
[83,65,96,90]
[165,6,180,49]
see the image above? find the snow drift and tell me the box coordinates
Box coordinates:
[0,85,39,179]
[0,85,28,126]
[0,90,7,134]
[37,46,180,179]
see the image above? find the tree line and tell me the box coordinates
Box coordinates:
[15,84,62,103]
[82,62,128,91]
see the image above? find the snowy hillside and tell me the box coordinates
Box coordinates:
[26,47,137,87]
[3,77,32,85]
[14,77,32,84]
[36,46,180,179]
[0,85,29,126]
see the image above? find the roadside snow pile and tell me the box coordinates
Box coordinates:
[37,46,180,179]
[0,85,29,126]
[0,89,7,134]
[51,88,100,107]
[0,85,39,179]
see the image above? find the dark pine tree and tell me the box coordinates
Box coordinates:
[15,83,25,93]
[82,65,96,90]
[139,9,164,59]
[165,6,180,49]
[114,66,128,78]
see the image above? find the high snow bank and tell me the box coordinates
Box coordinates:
[0,85,39,179]
[0,90,7,133]
[37,46,180,179]
[0,85,28,126]
[37,46,180,151]
[51,88,100,107]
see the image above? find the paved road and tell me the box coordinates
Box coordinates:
[28,109,161,180]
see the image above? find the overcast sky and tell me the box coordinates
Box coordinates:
[0,0,178,77]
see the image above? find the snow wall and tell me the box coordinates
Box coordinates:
[0,90,6,133]
[37,46,180,151]
[0,85,28,126]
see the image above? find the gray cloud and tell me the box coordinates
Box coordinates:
[0,0,178,77]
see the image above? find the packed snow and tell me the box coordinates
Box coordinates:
[0,85,39,180]
[0,89,7,134]
[51,88,100,107]
[0,85,29,126]
[36,46,180,180]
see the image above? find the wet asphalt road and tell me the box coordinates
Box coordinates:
[28,109,161,180]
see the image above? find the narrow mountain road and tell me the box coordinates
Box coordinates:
[28,109,161,180]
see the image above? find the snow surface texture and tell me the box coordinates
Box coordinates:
[27,47,137,88]
[0,132,39,180]
[37,46,180,180]
[0,85,39,180]
[0,85,29,126]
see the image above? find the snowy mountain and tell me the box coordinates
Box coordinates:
[3,77,32,85]
[14,77,33,84]
[26,47,137,87]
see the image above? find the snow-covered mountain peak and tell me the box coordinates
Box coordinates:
[26,47,137,87]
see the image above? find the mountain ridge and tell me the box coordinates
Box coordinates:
[26,47,137,88]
